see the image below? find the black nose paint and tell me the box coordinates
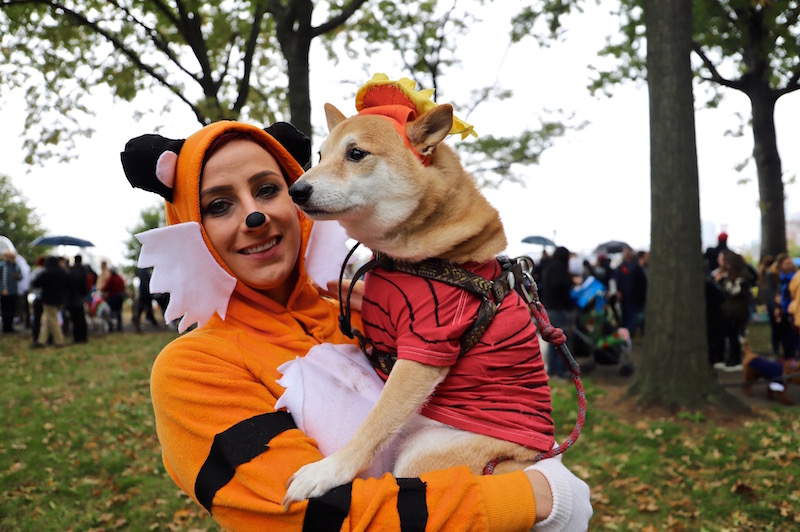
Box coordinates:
[245,212,267,228]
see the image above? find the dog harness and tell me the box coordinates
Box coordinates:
[338,244,586,464]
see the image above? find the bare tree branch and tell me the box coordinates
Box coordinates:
[312,0,371,38]
[691,40,745,91]
[9,0,207,122]
[234,2,269,114]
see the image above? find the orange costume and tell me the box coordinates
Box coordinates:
[121,121,543,530]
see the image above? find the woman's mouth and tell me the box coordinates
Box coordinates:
[240,238,279,255]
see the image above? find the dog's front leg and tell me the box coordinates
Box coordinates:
[283,359,448,508]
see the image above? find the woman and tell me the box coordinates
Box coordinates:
[121,120,591,530]
[757,254,777,356]
[715,251,755,370]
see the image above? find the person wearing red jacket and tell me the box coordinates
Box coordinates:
[102,267,126,332]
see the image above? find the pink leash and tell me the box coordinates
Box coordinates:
[483,262,587,474]
[526,288,587,462]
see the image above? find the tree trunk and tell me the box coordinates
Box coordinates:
[272,1,314,139]
[639,0,735,409]
[284,38,313,139]
[749,88,786,259]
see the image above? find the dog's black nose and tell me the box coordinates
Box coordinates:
[288,181,313,204]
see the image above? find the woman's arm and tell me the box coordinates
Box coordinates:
[151,334,543,531]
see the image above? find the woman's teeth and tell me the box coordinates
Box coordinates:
[242,238,277,254]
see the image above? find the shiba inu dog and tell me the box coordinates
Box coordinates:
[283,80,555,506]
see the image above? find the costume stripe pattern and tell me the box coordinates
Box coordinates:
[194,411,296,513]
[397,478,428,532]
[302,483,352,531]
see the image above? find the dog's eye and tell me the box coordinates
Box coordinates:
[347,147,369,162]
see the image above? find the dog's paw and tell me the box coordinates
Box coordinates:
[282,456,356,510]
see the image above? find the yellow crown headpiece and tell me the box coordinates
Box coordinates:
[355,73,477,140]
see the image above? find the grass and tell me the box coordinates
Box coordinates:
[1,323,799,531]
[556,378,800,530]
[0,329,217,531]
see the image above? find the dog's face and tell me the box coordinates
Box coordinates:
[784,359,800,385]
[289,104,453,246]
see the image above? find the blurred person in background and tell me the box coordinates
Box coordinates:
[31,256,69,348]
[539,246,577,380]
[613,246,647,337]
[66,255,90,343]
[101,267,127,333]
[0,249,21,333]
[773,253,799,360]
[714,251,755,371]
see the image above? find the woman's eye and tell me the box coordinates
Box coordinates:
[256,183,279,199]
[204,199,230,217]
[347,147,369,162]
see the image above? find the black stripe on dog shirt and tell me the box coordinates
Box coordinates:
[194,411,296,513]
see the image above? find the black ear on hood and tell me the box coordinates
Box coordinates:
[120,134,186,202]
[265,122,312,170]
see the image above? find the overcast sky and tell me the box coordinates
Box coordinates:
[2,2,798,268]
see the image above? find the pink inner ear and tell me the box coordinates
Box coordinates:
[156,151,178,190]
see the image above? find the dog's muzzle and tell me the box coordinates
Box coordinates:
[288,181,313,205]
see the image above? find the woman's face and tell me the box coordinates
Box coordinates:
[200,138,302,303]
[780,256,796,273]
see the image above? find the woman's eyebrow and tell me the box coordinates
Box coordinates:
[248,170,282,184]
[200,184,232,200]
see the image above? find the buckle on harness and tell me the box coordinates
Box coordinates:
[338,314,354,339]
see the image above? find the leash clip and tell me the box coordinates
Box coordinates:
[519,270,540,307]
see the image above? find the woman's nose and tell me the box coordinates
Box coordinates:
[245,211,267,228]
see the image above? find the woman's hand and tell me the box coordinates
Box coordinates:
[321,279,365,311]
[525,454,593,531]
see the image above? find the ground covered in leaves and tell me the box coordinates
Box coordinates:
[1,323,798,530]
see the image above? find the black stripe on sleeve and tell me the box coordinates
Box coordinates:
[397,478,428,532]
[303,482,353,532]
[194,411,296,513]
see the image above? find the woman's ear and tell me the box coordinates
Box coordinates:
[121,134,186,202]
[264,122,311,169]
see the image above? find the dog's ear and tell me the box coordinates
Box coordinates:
[407,104,453,157]
[324,103,348,132]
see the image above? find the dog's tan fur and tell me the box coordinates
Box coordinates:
[283,103,539,507]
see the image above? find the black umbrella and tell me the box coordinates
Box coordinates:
[521,235,556,247]
[32,235,95,248]
[593,240,630,255]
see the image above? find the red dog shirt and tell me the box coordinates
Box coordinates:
[361,259,555,451]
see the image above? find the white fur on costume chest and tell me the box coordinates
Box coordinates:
[276,343,462,479]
